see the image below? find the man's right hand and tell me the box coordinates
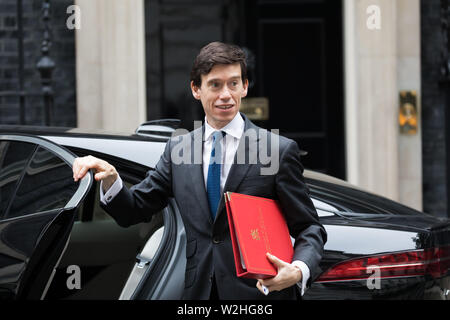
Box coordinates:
[73,155,118,192]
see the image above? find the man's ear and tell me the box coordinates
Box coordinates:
[191,81,201,100]
[242,79,249,98]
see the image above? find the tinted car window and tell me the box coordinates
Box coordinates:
[0,141,36,218]
[311,198,339,217]
[6,146,78,218]
[308,178,425,215]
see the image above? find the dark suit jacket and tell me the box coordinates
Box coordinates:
[103,113,327,300]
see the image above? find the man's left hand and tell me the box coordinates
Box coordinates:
[256,253,302,295]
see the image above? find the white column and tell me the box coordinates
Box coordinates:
[74,0,102,129]
[75,0,147,132]
[344,0,423,210]
[344,0,399,201]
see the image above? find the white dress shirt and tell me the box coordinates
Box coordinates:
[202,112,244,192]
[100,112,310,295]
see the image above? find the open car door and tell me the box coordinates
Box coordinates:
[0,134,92,300]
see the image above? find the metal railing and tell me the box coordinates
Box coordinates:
[0,0,55,126]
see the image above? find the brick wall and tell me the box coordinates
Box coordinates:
[420,0,449,217]
[0,0,76,126]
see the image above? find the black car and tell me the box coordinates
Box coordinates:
[0,122,449,300]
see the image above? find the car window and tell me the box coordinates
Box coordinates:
[308,178,425,215]
[311,198,339,217]
[0,141,36,218]
[5,146,78,219]
[311,189,375,213]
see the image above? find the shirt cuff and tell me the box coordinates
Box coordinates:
[100,175,123,205]
[292,260,310,296]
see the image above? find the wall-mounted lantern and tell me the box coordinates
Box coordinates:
[399,90,418,135]
[36,0,55,126]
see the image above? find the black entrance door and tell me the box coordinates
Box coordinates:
[239,0,345,179]
[144,0,345,179]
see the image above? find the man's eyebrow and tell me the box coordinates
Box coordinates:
[206,75,241,84]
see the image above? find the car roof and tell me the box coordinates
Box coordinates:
[0,125,169,168]
[0,125,166,141]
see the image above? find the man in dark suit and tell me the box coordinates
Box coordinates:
[73,42,327,300]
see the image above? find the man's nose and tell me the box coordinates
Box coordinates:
[219,86,232,100]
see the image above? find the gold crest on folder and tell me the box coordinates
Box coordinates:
[251,229,260,241]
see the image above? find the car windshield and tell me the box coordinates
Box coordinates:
[311,198,339,217]
[306,174,426,216]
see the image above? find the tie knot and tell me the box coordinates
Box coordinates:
[212,130,225,142]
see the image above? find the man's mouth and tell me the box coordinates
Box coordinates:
[216,105,234,110]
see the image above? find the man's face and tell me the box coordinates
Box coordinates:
[191,63,248,129]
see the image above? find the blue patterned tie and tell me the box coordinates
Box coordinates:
[207,131,224,220]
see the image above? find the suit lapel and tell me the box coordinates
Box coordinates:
[188,126,214,224]
[187,114,261,225]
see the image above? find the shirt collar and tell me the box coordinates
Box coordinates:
[203,113,245,141]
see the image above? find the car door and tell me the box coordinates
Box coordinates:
[0,134,92,300]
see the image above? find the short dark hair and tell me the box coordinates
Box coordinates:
[190,42,248,87]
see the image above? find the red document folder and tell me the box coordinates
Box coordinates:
[225,192,294,279]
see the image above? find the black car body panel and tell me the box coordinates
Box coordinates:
[305,173,450,299]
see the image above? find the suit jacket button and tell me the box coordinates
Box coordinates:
[213,237,220,244]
